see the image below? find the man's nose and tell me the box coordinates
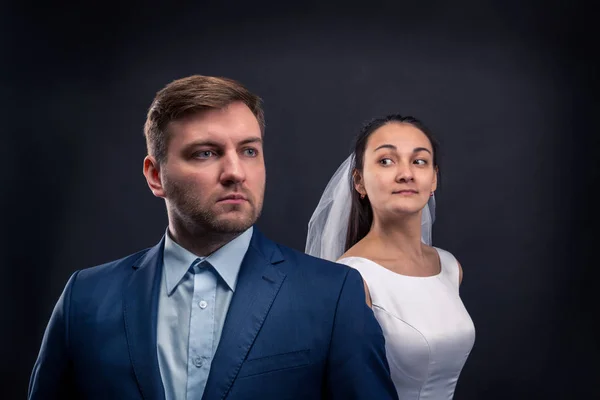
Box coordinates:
[220,152,246,185]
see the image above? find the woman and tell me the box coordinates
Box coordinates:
[306,114,475,400]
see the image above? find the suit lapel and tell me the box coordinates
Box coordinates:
[123,238,166,400]
[202,230,287,400]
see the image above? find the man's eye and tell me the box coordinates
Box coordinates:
[244,148,258,157]
[194,150,215,159]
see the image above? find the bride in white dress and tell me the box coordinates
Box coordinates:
[306,115,475,400]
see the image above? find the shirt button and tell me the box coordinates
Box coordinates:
[199,300,208,309]
[193,357,203,368]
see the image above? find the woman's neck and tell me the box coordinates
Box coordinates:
[365,211,425,259]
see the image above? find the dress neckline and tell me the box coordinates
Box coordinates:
[338,247,443,279]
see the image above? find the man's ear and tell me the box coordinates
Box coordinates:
[143,155,166,198]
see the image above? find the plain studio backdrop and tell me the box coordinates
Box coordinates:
[1,1,597,399]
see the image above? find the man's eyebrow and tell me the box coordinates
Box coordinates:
[180,140,223,154]
[184,140,222,148]
[238,137,263,146]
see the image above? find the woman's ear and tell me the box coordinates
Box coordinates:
[353,169,366,197]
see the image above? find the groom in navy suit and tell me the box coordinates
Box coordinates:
[28,75,398,400]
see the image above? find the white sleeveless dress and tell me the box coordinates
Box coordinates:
[338,248,475,400]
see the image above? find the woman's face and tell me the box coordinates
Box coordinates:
[356,122,437,220]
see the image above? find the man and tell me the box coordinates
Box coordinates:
[28,75,398,399]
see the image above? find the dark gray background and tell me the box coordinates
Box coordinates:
[2,1,598,399]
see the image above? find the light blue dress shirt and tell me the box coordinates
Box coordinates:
[157,227,253,400]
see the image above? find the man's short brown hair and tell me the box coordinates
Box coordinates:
[144,75,265,163]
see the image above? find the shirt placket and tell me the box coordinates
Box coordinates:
[186,260,217,399]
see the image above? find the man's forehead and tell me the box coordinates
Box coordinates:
[168,121,261,143]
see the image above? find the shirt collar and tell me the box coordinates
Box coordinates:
[162,226,253,296]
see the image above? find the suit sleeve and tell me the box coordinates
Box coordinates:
[28,271,80,399]
[324,268,399,400]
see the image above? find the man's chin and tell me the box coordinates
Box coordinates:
[209,214,256,233]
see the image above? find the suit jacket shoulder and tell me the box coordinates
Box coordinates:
[256,235,353,281]
[69,245,158,307]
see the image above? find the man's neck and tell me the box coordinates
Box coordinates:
[167,222,244,257]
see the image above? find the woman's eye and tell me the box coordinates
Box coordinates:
[414,159,428,165]
[379,158,393,166]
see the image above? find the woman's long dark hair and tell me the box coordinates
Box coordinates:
[344,114,440,252]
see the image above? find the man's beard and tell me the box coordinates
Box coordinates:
[164,181,262,234]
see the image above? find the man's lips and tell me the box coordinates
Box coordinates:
[217,194,249,204]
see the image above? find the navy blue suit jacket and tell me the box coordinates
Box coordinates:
[29,228,398,399]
